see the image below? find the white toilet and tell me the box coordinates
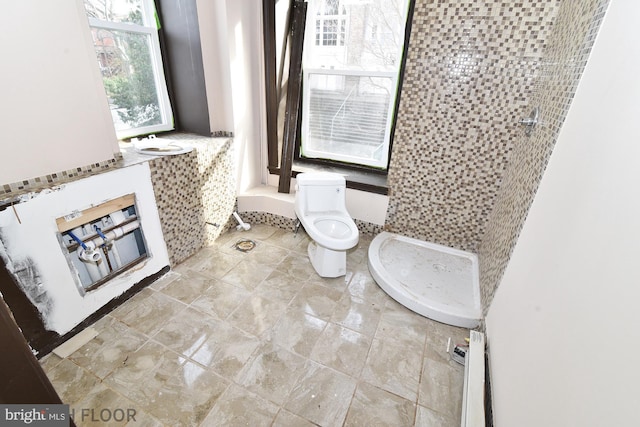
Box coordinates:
[294,172,359,278]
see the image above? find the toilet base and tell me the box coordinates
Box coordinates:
[307,241,347,278]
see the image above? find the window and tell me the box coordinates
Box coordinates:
[84,0,173,139]
[300,0,412,170]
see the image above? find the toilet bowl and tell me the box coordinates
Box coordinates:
[295,172,359,277]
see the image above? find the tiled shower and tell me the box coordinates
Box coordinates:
[386,0,610,315]
[478,0,610,314]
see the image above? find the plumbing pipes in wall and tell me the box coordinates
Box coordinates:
[58,196,148,292]
[70,228,108,283]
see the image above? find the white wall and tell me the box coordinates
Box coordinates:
[196,0,234,133]
[0,0,119,186]
[486,1,640,426]
[224,0,268,192]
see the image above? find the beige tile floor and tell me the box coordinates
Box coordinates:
[41,225,469,427]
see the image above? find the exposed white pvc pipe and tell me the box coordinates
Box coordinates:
[232,211,251,231]
[73,226,108,282]
[87,220,141,248]
[107,212,127,268]
[95,222,122,270]
[97,253,109,277]
[77,244,100,263]
[109,210,127,224]
[77,241,107,282]
[75,220,141,283]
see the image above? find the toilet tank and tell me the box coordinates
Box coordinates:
[295,172,347,214]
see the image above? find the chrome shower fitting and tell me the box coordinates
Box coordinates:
[519,106,540,136]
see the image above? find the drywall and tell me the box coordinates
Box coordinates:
[486,1,640,425]
[0,164,169,335]
[0,0,119,186]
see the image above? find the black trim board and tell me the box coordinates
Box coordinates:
[156,0,211,136]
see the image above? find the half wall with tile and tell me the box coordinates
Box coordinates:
[147,135,236,265]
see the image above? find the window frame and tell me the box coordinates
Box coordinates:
[300,68,398,169]
[264,0,415,191]
[85,0,174,139]
[295,0,415,174]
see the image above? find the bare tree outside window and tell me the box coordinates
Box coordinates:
[83,0,173,138]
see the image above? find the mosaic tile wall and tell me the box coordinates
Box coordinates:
[148,135,236,265]
[386,0,560,252]
[477,0,610,315]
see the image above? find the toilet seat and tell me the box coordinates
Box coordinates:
[300,212,359,251]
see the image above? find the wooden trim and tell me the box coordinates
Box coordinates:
[263,0,280,170]
[277,1,294,100]
[278,1,307,193]
[56,194,135,233]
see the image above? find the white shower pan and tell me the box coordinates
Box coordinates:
[368,232,481,328]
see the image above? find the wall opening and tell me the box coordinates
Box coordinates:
[56,194,149,294]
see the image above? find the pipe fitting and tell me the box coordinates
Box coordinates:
[77,242,100,262]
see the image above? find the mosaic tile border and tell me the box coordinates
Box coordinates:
[237,211,298,232]
[238,211,384,237]
[1,133,236,268]
[1,158,119,198]
[211,130,234,138]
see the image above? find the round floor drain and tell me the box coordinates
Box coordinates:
[234,239,256,252]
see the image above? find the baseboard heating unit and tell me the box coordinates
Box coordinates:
[461,330,485,427]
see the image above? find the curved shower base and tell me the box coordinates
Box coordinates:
[368,232,481,328]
